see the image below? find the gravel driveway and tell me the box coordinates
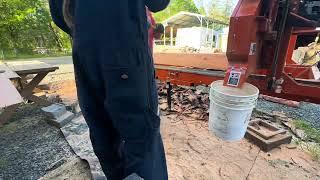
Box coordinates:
[0,105,75,179]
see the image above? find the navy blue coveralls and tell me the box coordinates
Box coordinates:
[49,1,170,179]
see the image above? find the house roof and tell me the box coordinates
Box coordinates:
[162,11,228,28]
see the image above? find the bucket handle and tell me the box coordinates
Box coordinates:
[254,98,258,106]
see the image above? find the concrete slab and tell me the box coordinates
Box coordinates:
[245,120,292,152]
[46,111,75,128]
[42,104,67,119]
[61,116,106,179]
[42,103,75,128]
[248,119,286,140]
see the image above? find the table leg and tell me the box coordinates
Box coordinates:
[21,72,55,106]
[167,82,172,111]
[1,72,52,124]
[20,72,48,97]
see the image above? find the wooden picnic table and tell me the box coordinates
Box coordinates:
[0,62,20,80]
[0,61,59,126]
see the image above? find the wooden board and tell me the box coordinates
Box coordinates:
[0,76,23,108]
[6,61,58,75]
[154,53,229,71]
[0,62,20,80]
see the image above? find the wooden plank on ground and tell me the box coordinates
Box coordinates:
[0,76,23,108]
[6,61,58,75]
[0,62,20,79]
[154,53,229,71]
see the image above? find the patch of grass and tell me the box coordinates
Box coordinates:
[293,120,320,143]
[306,144,320,162]
[293,138,302,146]
[294,120,320,162]
[0,158,7,169]
[0,121,20,135]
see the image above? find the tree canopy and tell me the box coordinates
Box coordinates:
[153,0,200,22]
[0,0,70,55]
[0,0,236,57]
[153,0,237,24]
[204,0,236,24]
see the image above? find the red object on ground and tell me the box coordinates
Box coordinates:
[259,94,300,108]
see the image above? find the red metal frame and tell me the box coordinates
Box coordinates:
[154,0,320,103]
[156,64,320,103]
[155,29,320,103]
[156,66,224,86]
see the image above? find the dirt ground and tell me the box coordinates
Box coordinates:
[161,115,320,180]
[49,80,78,105]
[48,79,320,180]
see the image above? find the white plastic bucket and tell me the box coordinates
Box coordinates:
[209,80,259,141]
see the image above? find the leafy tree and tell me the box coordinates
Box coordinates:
[153,0,200,22]
[153,0,237,29]
[0,0,70,55]
[197,0,237,24]
[209,0,235,24]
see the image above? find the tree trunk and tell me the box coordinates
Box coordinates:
[48,22,63,51]
[8,27,17,48]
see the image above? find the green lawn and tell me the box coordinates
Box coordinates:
[293,120,320,161]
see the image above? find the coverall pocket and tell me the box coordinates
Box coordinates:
[103,67,151,141]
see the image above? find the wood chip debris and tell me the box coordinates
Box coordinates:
[158,84,210,121]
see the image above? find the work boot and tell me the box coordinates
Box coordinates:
[123,173,144,180]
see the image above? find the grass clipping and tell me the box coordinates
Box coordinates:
[293,120,320,161]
